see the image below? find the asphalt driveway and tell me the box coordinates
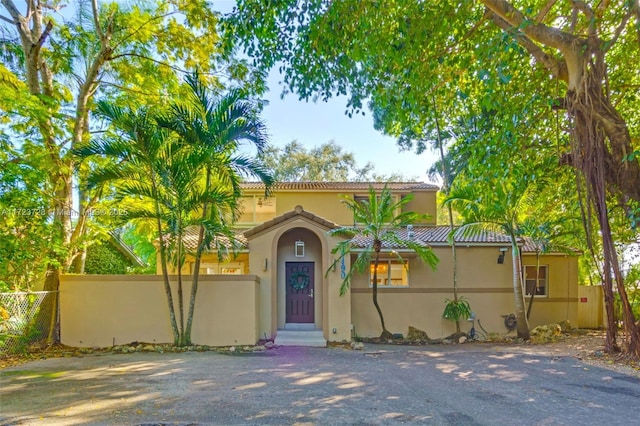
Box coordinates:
[1,343,639,425]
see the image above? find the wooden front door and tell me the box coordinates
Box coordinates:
[286,262,315,323]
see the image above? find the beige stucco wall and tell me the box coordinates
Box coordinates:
[242,189,437,226]
[246,215,352,342]
[350,246,579,338]
[60,274,260,347]
[402,191,438,224]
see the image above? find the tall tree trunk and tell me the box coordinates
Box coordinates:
[176,224,185,345]
[6,0,112,343]
[511,239,530,340]
[566,58,639,357]
[432,96,460,332]
[185,169,212,346]
[372,243,392,339]
[151,169,180,345]
[526,252,540,320]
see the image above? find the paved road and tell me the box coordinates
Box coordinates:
[1,344,639,425]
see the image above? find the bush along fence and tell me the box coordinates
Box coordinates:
[0,291,58,357]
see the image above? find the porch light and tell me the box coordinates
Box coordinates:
[497,247,508,264]
[295,240,305,257]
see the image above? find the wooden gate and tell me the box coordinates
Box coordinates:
[578,286,605,329]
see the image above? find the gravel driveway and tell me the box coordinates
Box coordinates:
[1,343,639,425]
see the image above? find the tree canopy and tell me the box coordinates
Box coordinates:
[229,0,640,356]
[0,0,264,292]
[230,0,639,201]
[256,140,412,182]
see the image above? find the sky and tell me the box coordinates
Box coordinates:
[259,70,439,183]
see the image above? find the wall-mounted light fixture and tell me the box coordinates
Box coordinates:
[497,247,508,264]
[295,240,305,257]
[263,258,268,272]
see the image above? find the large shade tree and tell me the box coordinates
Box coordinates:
[0,0,261,296]
[328,185,439,339]
[229,0,640,357]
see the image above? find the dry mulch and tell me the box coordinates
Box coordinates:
[358,329,640,377]
[510,330,640,378]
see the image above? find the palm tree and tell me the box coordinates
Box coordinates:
[445,182,533,340]
[159,72,273,345]
[328,185,439,339]
[519,217,580,319]
[78,86,271,346]
[75,103,183,344]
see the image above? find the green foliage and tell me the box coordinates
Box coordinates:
[0,0,267,294]
[84,243,132,275]
[120,225,157,274]
[257,140,411,182]
[78,71,273,346]
[228,0,639,314]
[0,139,59,291]
[328,184,439,336]
[0,317,41,355]
[442,297,472,323]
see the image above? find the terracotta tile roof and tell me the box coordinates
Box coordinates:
[181,227,248,251]
[349,226,576,254]
[519,238,582,255]
[240,181,439,191]
[349,226,514,250]
[179,220,575,255]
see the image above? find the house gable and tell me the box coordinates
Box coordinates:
[243,205,340,240]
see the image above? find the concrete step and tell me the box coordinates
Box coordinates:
[274,329,327,347]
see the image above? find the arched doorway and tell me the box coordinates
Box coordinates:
[276,227,323,330]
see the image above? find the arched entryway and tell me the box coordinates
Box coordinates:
[275,227,326,346]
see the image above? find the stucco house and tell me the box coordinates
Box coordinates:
[164,181,579,346]
[60,181,579,348]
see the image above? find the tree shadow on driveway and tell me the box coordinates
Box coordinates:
[1,345,639,425]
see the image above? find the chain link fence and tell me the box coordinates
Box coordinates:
[0,291,58,357]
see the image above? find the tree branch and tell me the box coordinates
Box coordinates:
[481,0,577,51]
[34,19,53,50]
[112,10,179,51]
[488,10,568,81]
[630,0,640,48]
[1,0,21,21]
[535,0,557,23]
[0,13,14,23]
[607,9,632,52]
[571,0,596,37]
[482,0,587,89]
[109,51,189,73]
[91,0,104,41]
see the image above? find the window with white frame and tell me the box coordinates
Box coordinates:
[525,265,547,296]
[370,260,408,287]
